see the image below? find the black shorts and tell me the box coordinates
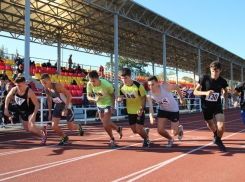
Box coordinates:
[157,110,179,122]
[202,105,224,121]
[20,110,34,121]
[128,113,145,125]
[53,107,74,122]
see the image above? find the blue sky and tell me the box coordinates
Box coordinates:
[0,0,244,79]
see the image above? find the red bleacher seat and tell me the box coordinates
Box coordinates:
[73,85,79,90]
[29,82,36,89]
[63,85,69,90]
[68,85,74,90]
[42,67,47,71]
[73,73,78,77]
[0,62,4,66]
[30,69,34,74]
[78,86,84,90]
[81,74,86,77]
[77,90,83,96]
[0,66,5,70]
[6,66,12,71]
[33,69,39,74]
[39,69,44,74]
[65,72,69,76]
[61,72,65,76]
[69,73,74,76]
[30,66,35,69]
[68,90,72,94]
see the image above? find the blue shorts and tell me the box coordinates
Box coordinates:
[241,110,245,124]
[53,107,74,122]
[97,106,111,113]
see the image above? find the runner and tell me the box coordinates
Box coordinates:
[4,76,47,145]
[87,71,122,147]
[194,61,229,152]
[40,74,84,146]
[117,68,150,148]
[147,75,185,147]
[233,81,245,125]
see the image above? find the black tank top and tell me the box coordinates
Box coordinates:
[15,87,35,111]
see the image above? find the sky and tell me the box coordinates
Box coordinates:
[0,0,244,79]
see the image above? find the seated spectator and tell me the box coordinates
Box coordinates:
[54,60,57,68]
[0,70,8,80]
[46,59,52,67]
[83,83,89,107]
[71,79,77,85]
[72,63,77,69]
[12,70,18,81]
[17,65,24,74]
[99,65,104,75]
[0,77,6,94]
[30,60,35,66]
[41,62,47,67]
[14,53,23,66]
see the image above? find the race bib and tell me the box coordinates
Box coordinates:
[157,97,170,107]
[94,90,106,97]
[15,96,25,106]
[125,90,138,99]
[52,97,63,104]
[205,93,219,102]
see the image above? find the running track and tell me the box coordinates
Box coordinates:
[0,109,245,182]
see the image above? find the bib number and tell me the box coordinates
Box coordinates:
[205,93,219,102]
[52,97,63,104]
[157,97,170,107]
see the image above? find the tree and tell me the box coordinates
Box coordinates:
[155,70,175,80]
[105,56,148,75]
[0,45,9,59]
[182,76,193,83]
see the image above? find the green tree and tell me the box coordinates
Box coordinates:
[182,76,193,83]
[105,56,148,75]
[155,70,175,80]
[0,45,9,59]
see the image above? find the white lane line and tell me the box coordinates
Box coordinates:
[113,128,245,182]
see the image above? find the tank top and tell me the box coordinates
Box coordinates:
[150,85,179,112]
[45,82,71,110]
[15,87,35,111]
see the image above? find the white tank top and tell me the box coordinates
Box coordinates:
[150,85,179,112]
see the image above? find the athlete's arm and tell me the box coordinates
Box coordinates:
[87,93,100,103]
[194,84,214,96]
[4,87,17,117]
[147,92,156,124]
[164,84,186,106]
[28,89,39,121]
[232,91,239,108]
[137,95,146,117]
[45,90,52,121]
[117,86,124,103]
[110,92,115,114]
[223,88,229,109]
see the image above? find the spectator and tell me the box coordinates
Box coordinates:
[99,65,104,75]
[54,60,57,68]
[188,90,195,110]
[12,70,18,81]
[68,54,72,70]
[14,53,23,66]
[0,70,8,80]
[47,59,52,67]
[17,65,24,74]
[72,63,77,69]
[82,84,89,107]
[0,77,6,93]
[143,82,150,94]
[30,59,35,66]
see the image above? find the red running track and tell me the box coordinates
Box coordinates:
[0,109,245,182]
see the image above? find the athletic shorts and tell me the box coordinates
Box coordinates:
[20,110,34,121]
[202,105,224,121]
[128,113,145,125]
[241,110,245,124]
[157,110,179,122]
[98,106,111,113]
[53,107,74,122]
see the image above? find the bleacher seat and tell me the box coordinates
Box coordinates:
[36,63,41,67]
[52,75,58,79]
[6,66,12,71]
[0,62,4,66]
[64,72,69,76]
[62,76,67,80]
[55,79,60,83]
[63,85,69,90]
[68,85,74,90]
[78,85,84,90]
[73,85,79,90]
[61,72,65,76]
[35,73,41,79]
[51,79,54,82]
[68,90,72,94]
[0,66,5,70]
[77,90,83,96]
[69,73,74,76]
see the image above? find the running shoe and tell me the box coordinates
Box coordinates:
[117,126,123,139]
[145,128,150,138]
[42,126,47,137]
[178,125,184,140]
[142,138,150,148]
[110,138,116,148]
[58,136,69,146]
[78,124,84,136]
[215,138,227,152]
[212,135,216,144]
[40,137,47,145]
[166,137,174,148]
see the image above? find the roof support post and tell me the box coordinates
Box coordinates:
[114,12,119,120]
[24,0,30,81]
[217,56,220,62]
[176,65,178,85]
[231,62,233,96]
[57,35,61,75]
[241,67,243,82]
[152,59,155,75]
[194,67,196,87]
[110,50,113,82]
[163,33,167,84]
[198,48,201,80]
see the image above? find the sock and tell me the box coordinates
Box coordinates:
[216,136,221,141]
[117,127,120,133]
[213,130,217,136]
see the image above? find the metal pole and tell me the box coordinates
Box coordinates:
[163,33,167,84]
[198,48,201,79]
[194,67,196,87]
[114,12,119,121]
[57,35,61,75]
[110,50,113,82]
[241,67,243,82]
[40,97,43,126]
[152,60,155,75]
[217,56,219,62]
[24,0,30,81]
[231,62,233,96]
[176,65,178,85]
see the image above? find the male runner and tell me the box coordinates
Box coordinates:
[194,61,229,152]
[4,76,47,145]
[117,68,150,148]
[233,81,245,125]
[40,74,83,146]
[147,76,185,147]
[87,71,122,147]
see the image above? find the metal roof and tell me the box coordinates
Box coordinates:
[0,0,244,81]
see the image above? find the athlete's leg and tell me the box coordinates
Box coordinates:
[27,115,44,137]
[205,119,216,133]
[67,121,79,130]
[66,108,79,131]
[215,114,225,138]
[52,117,66,138]
[135,124,148,140]
[241,110,245,124]
[171,121,181,136]
[99,111,114,139]
[157,118,172,140]
[22,120,29,132]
